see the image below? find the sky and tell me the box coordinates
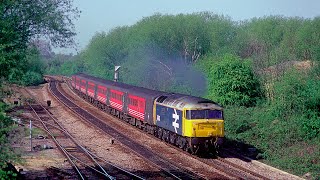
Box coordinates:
[55,0,320,54]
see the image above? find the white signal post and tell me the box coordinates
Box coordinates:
[114,66,121,82]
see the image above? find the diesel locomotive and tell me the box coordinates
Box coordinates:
[71,73,224,154]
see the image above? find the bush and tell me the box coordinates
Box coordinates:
[272,70,320,137]
[21,71,43,86]
[301,111,320,139]
[0,103,19,179]
[206,54,261,106]
[271,70,306,118]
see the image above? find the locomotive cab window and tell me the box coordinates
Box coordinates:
[186,109,223,119]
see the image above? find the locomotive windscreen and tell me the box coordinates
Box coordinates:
[186,109,223,119]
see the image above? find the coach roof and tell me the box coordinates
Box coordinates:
[74,73,166,99]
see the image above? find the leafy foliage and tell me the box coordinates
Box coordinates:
[206,54,261,106]
[7,47,45,86]
[0,1,78,178]
[0,103,20,179]
[271,70,320,139]
[0,0,79,80]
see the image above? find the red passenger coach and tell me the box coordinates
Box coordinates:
[80,79,86,93]
[97,85,107,103]
[109,89,124,111]
[71,73,167,126]
[71,76,75,88]
[128,94,146,120]
[75,77,80,90]
[87,81,95,98]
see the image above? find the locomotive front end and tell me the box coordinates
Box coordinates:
[154,94,224,154]
[183,107,224,154]
[183,109,224,138]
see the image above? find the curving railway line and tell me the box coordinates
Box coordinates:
[38,76,302,180]
[11,75,302,179]
[21,87,144,180]
[47,78,207,179]
[52,76,275,179]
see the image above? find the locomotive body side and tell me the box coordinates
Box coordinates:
[154,103,183,136]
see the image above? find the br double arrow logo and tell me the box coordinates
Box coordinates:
[172,109,179,133]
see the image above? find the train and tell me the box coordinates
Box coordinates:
[71,73,224,154]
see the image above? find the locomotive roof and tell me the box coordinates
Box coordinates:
[156,93,223,110]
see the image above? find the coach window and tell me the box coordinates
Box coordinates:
[139,101,144,108]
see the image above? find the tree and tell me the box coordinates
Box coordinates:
[0,0,79,79]
[0,1,79,178]
[79,27,130,79]
[206,54,261,106]
[296,17,320,61]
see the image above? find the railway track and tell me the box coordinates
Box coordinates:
[47,78,206,179]
[21,88,144,180]
[61,78,272,179]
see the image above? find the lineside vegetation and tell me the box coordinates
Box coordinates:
[0,0,79,178]
[1,7,319,178]
[47,13,320,178]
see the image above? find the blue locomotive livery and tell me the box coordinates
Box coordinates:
[155,104,183,135]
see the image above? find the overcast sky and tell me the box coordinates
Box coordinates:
[55,0,320,54]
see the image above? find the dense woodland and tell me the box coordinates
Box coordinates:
[1,1,320,178]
